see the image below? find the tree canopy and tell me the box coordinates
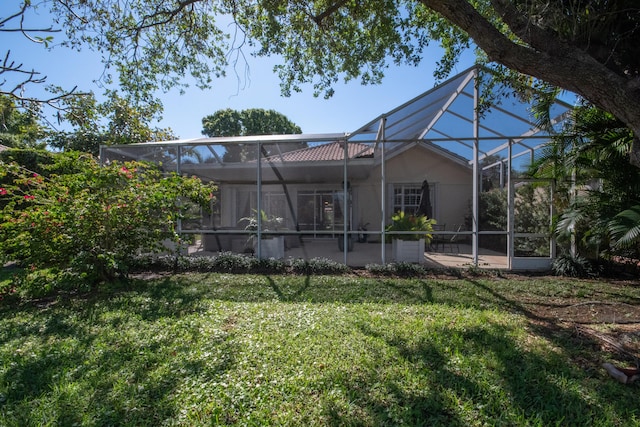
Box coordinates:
[48,91,176,156]
[0,96,44,148]
[202,108,302,137]
[202,108,304,162]
[4,1,640,164]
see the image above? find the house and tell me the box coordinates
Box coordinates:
[101,66,573,269]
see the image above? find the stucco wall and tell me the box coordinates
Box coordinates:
[353,144,472,235]
[214,144,473,238]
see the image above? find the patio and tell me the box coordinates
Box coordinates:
[188,238,508,270]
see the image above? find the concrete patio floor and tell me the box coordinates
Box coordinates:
[189,238,508,270]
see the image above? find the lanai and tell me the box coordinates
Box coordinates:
[101,66,573,269]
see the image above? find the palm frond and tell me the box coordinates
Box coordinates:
[556,207,584,237]
[609,204,640,249]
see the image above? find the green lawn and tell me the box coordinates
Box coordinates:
[0,272,638,426]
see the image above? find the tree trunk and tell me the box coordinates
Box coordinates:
[419,0,640,167]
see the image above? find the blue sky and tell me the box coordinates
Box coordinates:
[4,5,475,140]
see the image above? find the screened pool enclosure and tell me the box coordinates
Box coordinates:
[101,67,573,270]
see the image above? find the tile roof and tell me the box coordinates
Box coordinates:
[267,141,374,162]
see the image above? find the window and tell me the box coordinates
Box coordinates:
[237,190,287,226]
[393,184,422,213]
[392,183,436,216]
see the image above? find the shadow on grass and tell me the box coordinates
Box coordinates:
[318,320,633,426]
[266,275,311,302]
[2,272,639,425]
[461,279,640,424]
[0,277,239,426]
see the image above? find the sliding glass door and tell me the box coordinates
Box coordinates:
[297,190,348,237]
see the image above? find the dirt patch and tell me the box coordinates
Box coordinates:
[519,284,640,374]
[541,301,640,325]
[435,272,640,371]
[564,308,640,365]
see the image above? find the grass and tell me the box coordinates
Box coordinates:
[0,272,639,426]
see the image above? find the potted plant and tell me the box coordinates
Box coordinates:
[239,209,285,259]
[386,211,436,263]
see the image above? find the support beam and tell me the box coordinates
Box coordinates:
[177,146,183,234]
[257,141,262,258]
[507,140,514,269]
[206,145,223,164]
[379,117,387,264]
[418,71,475,139]
[550,181,556,260]
[472,69,480,266]
[343,140,349,265]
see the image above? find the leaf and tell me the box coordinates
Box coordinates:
[609,204,640,249]
[555,207,583,237]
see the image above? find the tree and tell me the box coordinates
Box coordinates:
[201,108,303,162]
[0,95,45,148]
[532,105,640,261]
[6,1,640,165]
[202,108,302,137]
[48,91,176,156]
[1,4,84,109]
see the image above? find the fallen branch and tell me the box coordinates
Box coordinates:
[575,324,640,364]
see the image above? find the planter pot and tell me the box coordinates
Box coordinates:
[392,238,425,263]
[259,236,285,259]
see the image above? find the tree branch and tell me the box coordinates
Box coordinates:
[0,1,61,42]
[312,1,349,26]
[0,50,47,94]
[418,0,640,166]
[0,50,87,112]
[0,1,29,28]
[136,0,201,31]
[53,0,88,24]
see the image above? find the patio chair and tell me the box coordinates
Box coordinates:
[430,223,446,251]
[445,224,462,253]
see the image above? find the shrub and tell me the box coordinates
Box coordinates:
[392,262,428,277]
[290,257,350,275]
[385,211,435,242]
[11,267,92,299]
[130,253,354,276]
[365,263,392,275]
[131,252,251,274]
[552,254,597,278]
[252,257,287,274]
[365,262,428,277]
[0,152,215,286]
[209,252,254,273]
